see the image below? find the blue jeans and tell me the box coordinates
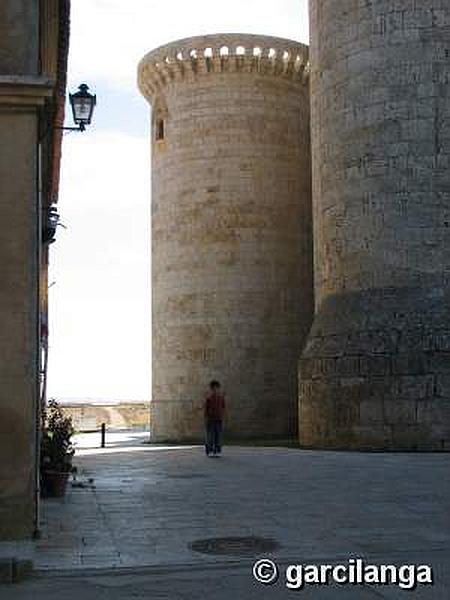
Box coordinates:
[206,419,223,454]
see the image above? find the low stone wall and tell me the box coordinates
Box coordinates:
[60,402,150,432]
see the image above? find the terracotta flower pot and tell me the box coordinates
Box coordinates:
[41,470,70,498]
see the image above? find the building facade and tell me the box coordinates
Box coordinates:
[0,0,69,573]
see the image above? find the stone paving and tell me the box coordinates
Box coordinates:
[13,433,450,598]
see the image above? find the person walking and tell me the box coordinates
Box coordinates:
[204,380,225,457]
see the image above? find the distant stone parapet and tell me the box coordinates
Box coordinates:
[61,401,150,432]
[138,33,309,102]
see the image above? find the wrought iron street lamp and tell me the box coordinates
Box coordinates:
[39,83,96,140]
[68,83,96,131]
[51,83,97,133]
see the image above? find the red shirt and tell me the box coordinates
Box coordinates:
[205,392,225,420]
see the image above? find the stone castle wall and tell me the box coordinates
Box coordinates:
[300,0,450,449]
[139,34,313,441]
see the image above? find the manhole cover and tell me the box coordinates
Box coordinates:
[167,474,207,480]
[189,536,280,557]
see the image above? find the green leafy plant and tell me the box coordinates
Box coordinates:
[40,399,75,473]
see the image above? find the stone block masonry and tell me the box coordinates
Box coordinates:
[138,34,313,442]
[300,0,450,450]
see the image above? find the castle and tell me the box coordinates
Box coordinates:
[1,0,449,577]
[138,1,450,451]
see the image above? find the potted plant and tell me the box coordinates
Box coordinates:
[40,399,75,497]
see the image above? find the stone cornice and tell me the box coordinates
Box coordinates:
[138,33,309,104]
[0,75,54,107]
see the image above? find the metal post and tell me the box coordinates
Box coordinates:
[101,423,106,448]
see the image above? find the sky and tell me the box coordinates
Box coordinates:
[47,0,310,402]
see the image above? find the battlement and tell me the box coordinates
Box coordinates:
[138,33,309,104]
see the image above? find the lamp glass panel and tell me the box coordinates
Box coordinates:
[73,99,92,123]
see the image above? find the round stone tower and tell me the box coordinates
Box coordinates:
[138,33,312,442]
[300,1,450,450]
